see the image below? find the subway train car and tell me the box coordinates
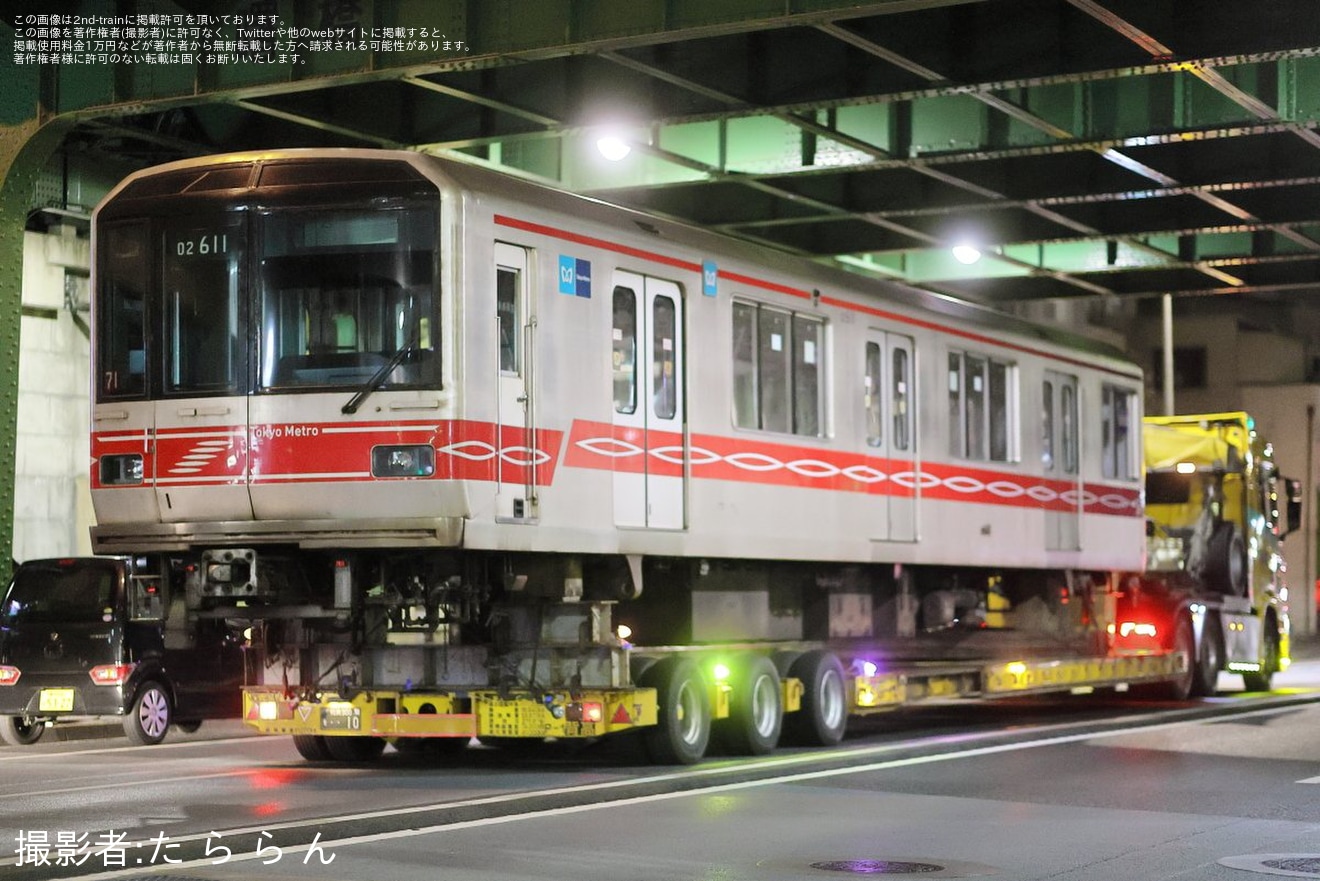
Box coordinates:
[86,149,1210,762]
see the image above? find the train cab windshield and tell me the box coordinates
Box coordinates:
[94,158,441,402]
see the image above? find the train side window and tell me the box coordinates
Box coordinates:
[793,315,824,438]
[948,348,1017,462]
[731,299,828,436]
[892,346,911,451]
[758,307,792,433]
[613,285,638,414]
[1042,379,1055,471]
[1060,380,1078,474]
[732,302,758,429]
[653,295,677,419]
[947,353,964,457]
[1101,384,1139,480]
[497,264,520,374]
[865,342,883,447]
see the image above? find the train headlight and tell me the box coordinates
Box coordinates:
[100,454,144,486]
[371,445,436,478]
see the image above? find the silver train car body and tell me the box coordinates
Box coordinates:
[89,149,1145,646]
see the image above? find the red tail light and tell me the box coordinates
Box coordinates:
[88,664,135,686]
[0,666,20,685]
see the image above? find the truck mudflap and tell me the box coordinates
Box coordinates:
[848,650,1188,713]
[242,686,658,740]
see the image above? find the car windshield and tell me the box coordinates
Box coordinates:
[1,561,120,624]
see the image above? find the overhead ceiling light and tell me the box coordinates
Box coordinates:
[952,243,982,265]
[596,135,631,161]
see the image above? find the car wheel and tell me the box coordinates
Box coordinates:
[123,681,172,745]
[0,717,44,746]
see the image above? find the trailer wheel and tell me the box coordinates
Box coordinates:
[716,654,782,756]
[1205,523,1246,595]
[123,681,172,745]
[639,657,710,765]
[1191,614,1223,697]
[292,734,334,761]
[1242,618,1279,692]
[323,735,387,763]
[781,650,848,747]
[1,717,43,746]
[1134,615,1196,701]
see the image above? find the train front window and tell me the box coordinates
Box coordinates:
[164,216,245,395]
[96,222,149,399]
[259,205,438,390]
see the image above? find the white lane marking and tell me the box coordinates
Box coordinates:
[1297,775,1320,783]
[58,701,1320,880]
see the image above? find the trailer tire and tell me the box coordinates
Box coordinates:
[781,650,848,747]
[715,654,782,756]
[1242,618,1279,692]
[1206,523,1246,595]
[1,717,43,746]
[1134,615,1196,701]
[639,657,710,765]
[1191,614,1223,697]
[123,681,172,745]
[323,735,387,763]
[292,734,334,761]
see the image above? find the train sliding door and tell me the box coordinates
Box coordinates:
[495,243,538,521]
[865,329,917,542]
[611,271,686,530]
[1042,370,1081,550]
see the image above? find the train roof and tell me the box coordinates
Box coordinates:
[99,147,1140,377]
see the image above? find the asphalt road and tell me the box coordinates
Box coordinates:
[3,647,1320,881]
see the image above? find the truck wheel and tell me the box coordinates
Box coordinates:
[1191,614,1223,697]
[781,650,848,747]
[1206,523,1246,595]
[715,654,782,756]
[123,682,172,745]
[1242,621,1279,691]
[292,734,334,761]
[324,735,386,762]
[1,717,43,746]
[639,657,710,765]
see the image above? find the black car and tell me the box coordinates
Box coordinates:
[0,557,249,746]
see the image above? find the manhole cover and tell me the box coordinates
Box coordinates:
[811,860,946,875]
[1219,854,1320,877]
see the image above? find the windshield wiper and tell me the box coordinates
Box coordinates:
[341,341,417,415]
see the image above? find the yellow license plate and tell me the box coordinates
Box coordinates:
[38,688,74,713]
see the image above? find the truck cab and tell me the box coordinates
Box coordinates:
[0,557,249,746]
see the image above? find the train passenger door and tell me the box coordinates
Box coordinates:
[153,215,253,522]
[611,271,686,529]
[495,243,538,521]
[1042,370,1080,550]
[864,330,917,542]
